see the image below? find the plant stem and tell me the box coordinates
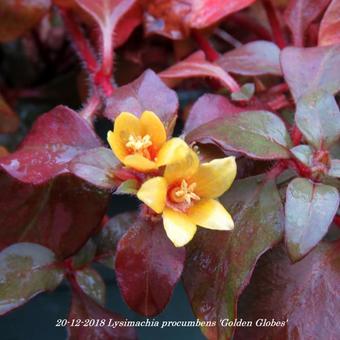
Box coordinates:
[265,161,287,181]
[291,125,303,145]
[262,0,286,48]
[80,95,101,123]
[60,9,98,74]
[192,31,240,92]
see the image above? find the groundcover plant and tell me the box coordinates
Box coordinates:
[0,0,340,339]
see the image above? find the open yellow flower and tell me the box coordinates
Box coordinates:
[137,144,237,247]
[107,111,184,172]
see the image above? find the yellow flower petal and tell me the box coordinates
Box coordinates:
[137,177,167,213]
[164,146,199,184]
[107,130,126,162]
[163,208,197,247]
[140,111,166,150]
[188,198,234,230]
[114,111,141,143]
[156,137,188,167]
[124,154,158,171]
[191,157,237,198]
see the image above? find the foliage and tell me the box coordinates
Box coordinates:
[0,0,339,339]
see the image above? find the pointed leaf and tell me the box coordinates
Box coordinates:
[285,177,339,261]
[236,241,340,340]
[68,287,137,340]
[230,83,255,101]
[115,218,185,316]
[0,0,51,42]
[217,41,282,76]
[142,0,256,39]
[183,176,284,339]
[281,45,340,101]
[186,110,292,160]
[75,268,106,305]
[104,69,178,129]
[284,0,330,46]
[159,51,240,92]
[0,243,63,315]
[319,0,340,46]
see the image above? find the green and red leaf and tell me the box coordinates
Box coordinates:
[285,177,339,261]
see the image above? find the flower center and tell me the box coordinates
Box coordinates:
[170,179,200,205]
[125,134,153,158]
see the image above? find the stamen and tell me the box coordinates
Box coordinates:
[171,179,200,204]
[125,134,153,156]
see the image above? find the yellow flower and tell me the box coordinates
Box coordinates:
[137,144,237,247]
[107,111,185,172]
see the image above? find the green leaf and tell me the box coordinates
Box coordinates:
[186,111,292,160]
[296,92,340,149]
[329,159,340,178]
[0,243,63,315]
[231,83,255,101]
[285,178,339,261]
[183,176,284,339]
[75,268,106,306]
[290,145,313,167]
[115,179,139,195]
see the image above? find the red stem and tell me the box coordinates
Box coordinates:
[80,95,101,123]
[265,161,287,181]
[291,125,303,145]
[333,215,340,228]
[228,14,272,41]
[60,9,98,74]
[192,30,219,62]
[262,0,286,48]
[192,31,240,93]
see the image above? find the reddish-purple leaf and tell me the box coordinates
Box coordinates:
[115,217,185,316]
[115,2,142,48]
[186,110,292,160]
[284,0,331,46]
[142,0,256,39]
[319,0,340,46]
[281,45,340,101]
[0,94,19,133]
[285,177,339,261]
[184,94,246,134]
[0,172,108,258]
[104,69,178,129]
[0,106,110,258]
[217,41,282,76]
[75,0,137,74]
[0,0,51,42]
[183,177,284,339]
[235,241,340,340]
[0,105,101,184]
[0,243,63,315]
[95,212,138,268]
[159,51,240,92]
[68,286,137,340]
